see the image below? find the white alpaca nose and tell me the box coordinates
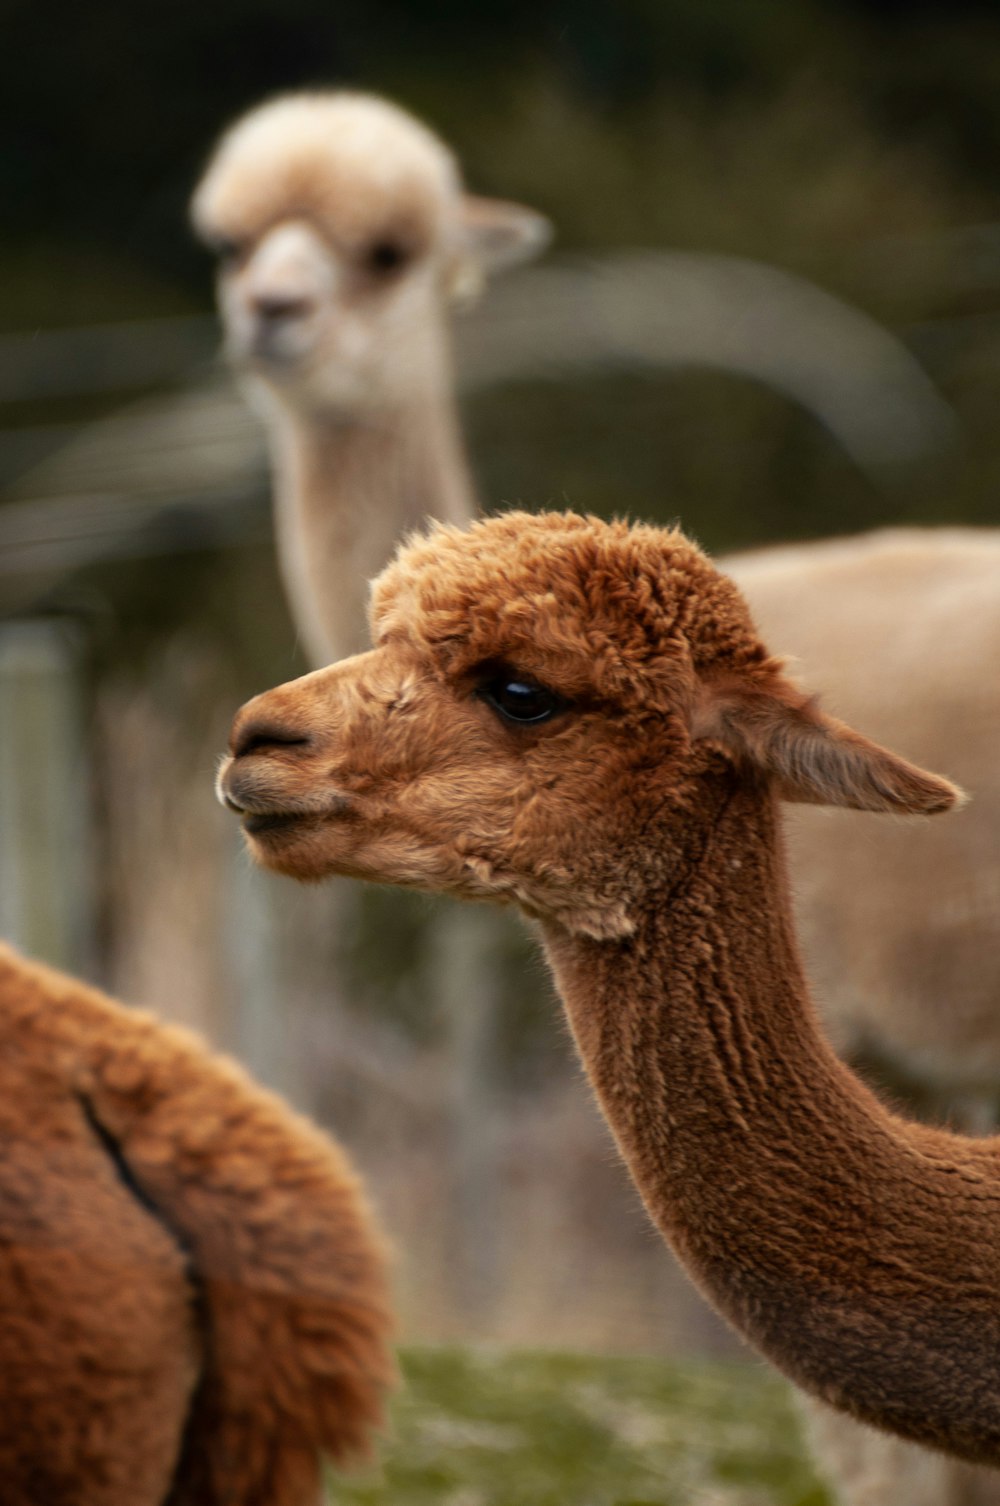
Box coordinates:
[250,290,317,324]
[243,222,334,309]
[228,222,337,365]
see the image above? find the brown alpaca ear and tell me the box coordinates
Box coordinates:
[692,669,964,815]
[449,195,552,298]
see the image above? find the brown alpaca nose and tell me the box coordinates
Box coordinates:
[231,716,312,760]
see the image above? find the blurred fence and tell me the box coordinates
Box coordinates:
[0,247,964,593]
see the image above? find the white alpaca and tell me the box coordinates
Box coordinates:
[192,90,551,1319]
[191,90,549,665]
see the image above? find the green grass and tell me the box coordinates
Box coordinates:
[332,1347,830,1506]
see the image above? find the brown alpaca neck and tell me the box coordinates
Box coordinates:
[542,775,1000,1465]
[268,382,475,664]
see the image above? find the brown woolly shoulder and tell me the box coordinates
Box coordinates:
[0,942,395,1500]
[0,938,218,1072]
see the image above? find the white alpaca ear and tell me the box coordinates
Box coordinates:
[692,669,963,815]
[448,195,552,300]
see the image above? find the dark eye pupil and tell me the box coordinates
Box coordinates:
[485,678,561,724]
[368,241,406,272]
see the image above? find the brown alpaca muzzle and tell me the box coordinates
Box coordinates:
[218,693,354,856]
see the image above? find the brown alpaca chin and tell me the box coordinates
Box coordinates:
[245,814,323,856]
[245,816,367,884]
[243,810,307,836]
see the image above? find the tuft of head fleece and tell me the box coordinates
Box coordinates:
[372,510,963,821]
[192,92,459,259]
[372,510,770,698]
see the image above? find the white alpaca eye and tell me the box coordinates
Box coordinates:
[365,240,409,274]
[479,675,565,725]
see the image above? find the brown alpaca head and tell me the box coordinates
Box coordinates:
[219,512,961,940]
[191,92,550,413]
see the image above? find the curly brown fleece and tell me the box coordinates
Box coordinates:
[214,510,1000,1468]
[0,941,392,1506]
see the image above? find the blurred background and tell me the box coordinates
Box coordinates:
[3,0,1000,1448]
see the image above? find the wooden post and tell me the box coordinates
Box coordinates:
[0,620,92,972]
[223,840,311,1106]
[431,902,508,1329]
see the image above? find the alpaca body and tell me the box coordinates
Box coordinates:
[732,525,1000,1506]
[218,509,1000,1464]
[731,526,1000,1119]
[0,1026,196,1506]
[0,941,391,1506]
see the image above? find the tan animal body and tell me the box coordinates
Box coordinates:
[192,90,549,666]
[729,526,1000,1121]
[730,527,1000,1504]
[217,510,1000,1465]
[0,942,392,1506]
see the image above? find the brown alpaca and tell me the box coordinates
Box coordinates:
[191,90,548,665]
[217,509,1000,1465]
[0,941,392,1506]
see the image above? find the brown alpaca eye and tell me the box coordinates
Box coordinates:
[480,676,565,725]
[366,240,408,274]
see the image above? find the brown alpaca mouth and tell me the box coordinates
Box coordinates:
[219,784,309,833]
[227,791,358,837]
[218,757,357,836]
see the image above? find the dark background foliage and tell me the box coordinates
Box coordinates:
[6,0,1000,316]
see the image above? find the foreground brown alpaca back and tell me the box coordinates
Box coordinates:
[0,941,392,1506]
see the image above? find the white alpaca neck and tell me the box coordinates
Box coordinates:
[263,376,475,666]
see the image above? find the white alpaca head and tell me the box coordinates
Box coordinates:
[191,92,550,414]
